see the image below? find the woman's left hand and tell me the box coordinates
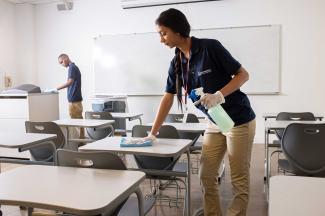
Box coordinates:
[200,91,225,109]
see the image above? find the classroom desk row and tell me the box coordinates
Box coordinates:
[0,121,206,216]
[79,125,206,216]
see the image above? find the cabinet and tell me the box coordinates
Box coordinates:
[0,93,59,133]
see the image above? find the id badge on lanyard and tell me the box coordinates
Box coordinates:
[179,52,190,116]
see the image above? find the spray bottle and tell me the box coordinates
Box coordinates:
[189,87,234,133]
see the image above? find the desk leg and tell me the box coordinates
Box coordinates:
[264,128,267,182]
[65,126,69,149]
[266,129,270,201]
[134,187,144,216]
[186,150,191,216]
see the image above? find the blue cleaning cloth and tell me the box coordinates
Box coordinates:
[120,137,153,147]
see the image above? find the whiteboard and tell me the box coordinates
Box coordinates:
[94,25,281,95]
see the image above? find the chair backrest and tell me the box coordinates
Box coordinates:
[132,125,179,139]
[56,149,127,170]
[281,123,325,176]
[165,113,199,123]
[131,125,179,170]
[275,112,316,140]
[25,121,65,162]
[185,113,200,123]
[85,111,114,140]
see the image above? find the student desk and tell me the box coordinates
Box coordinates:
[269,176,325,216]
[79,136,193,216]
[53,119,115,148]
[0,165,145,216]
[0,132,57,165]
[264,120,325,192]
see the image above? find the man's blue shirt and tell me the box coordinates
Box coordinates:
[67,63,82,102]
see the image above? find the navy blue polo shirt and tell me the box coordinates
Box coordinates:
[67,63,82,102]
[165,37,255,126]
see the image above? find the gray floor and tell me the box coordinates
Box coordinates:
[0,144,270,216]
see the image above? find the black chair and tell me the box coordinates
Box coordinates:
[278,123,325,176]
[25,121,65,162]
[132,125,180,170]
[56,149,153,216]
[85,111,115,140]
[270,112,316,173]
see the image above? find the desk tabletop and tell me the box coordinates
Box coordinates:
[54,119,115,128]
[110,112,143,119]
[0,133,57,148]
[264,120,325,130]
[145,122,206,133]
[269,176,325,216]
[0,165,145,216]
[79,136,193,157]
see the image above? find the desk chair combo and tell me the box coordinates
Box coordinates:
[55,149,150,216]
[27,149,129,215]
[276,123,325,177]
[0,121,63,166]
[132,125,188,209]
[25,121,65,163]
[269,112,316,174]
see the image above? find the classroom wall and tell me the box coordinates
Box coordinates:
[15,0,325,142]
[15,4,36,85]
[0,0,16,90]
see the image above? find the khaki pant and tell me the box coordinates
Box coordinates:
[68,101,85,139]
[199,119,256,216]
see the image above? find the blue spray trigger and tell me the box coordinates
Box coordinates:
[189,89,200,101]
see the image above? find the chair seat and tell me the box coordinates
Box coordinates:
[190,141,202,152]
[173,161,188,173]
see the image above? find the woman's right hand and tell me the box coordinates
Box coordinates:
[144,133,157,142]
